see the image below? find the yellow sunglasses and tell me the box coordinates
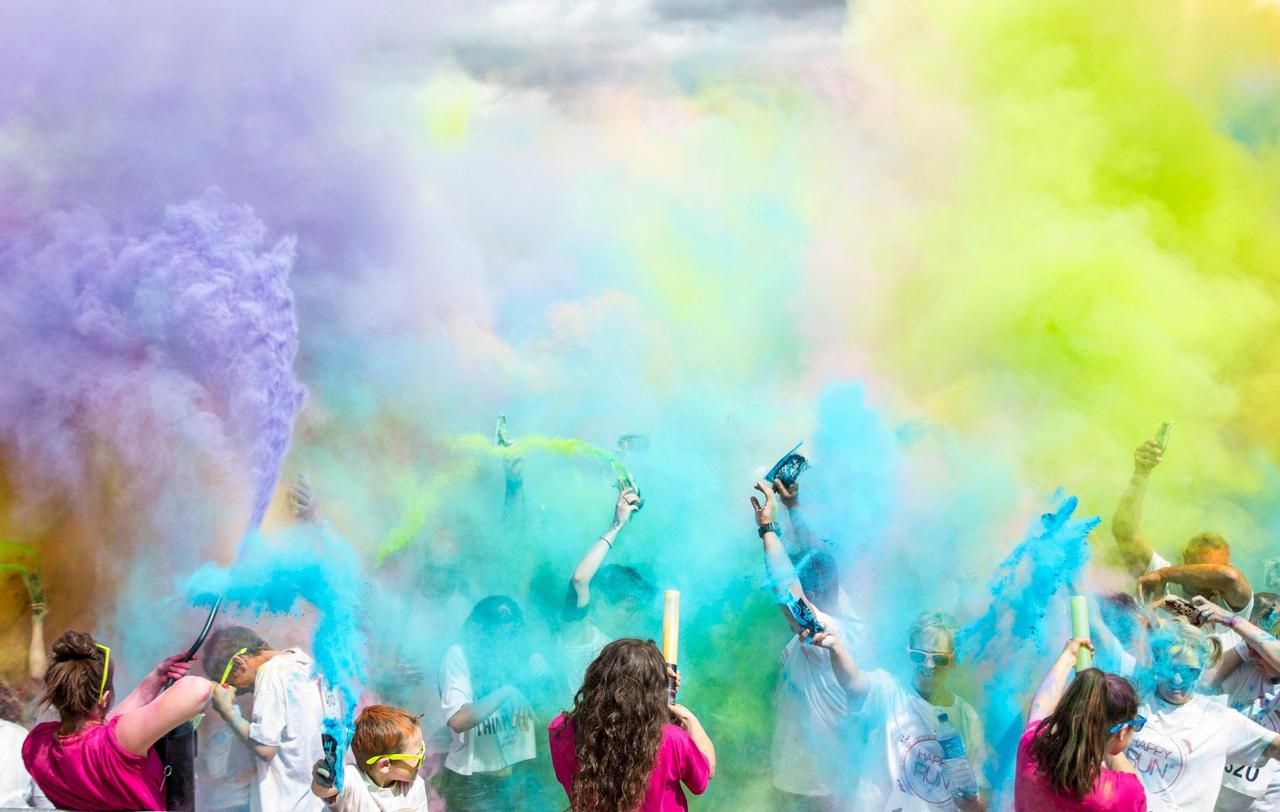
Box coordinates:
[365,741,426,766]
[219,647,249,686]
[95,643,110,704]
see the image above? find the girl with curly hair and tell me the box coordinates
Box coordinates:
[549,638,715,811]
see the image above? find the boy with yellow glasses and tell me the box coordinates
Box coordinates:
[310,704,428,810]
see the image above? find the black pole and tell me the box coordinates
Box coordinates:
[156,596,223,812]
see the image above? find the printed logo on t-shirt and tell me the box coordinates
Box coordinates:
[897,733,952,806]
[1126,727,1187,794]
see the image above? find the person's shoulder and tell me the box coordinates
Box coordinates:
[661,722,697,750]
[21,720,54,751]
[548,713,570,736]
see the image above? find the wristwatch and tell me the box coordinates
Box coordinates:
[758,521,780,538]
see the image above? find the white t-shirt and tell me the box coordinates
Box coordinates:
[1129,691,1275,811]
[0,719,50,808]
[438,643,536,775]
[199,711,255,810]
[560,621,613,700]
[324,764,429,812]
[250,649,330,812]
[1147,552,1254,650]
[1215,648,1280,811]
[771,608,861,797]
[845,669,987,811]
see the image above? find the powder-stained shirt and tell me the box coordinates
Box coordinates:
[0,720,50,809]
[1129,691,1275,812]
[1214,648,1280,811]
[324,764,429,812]
[771,607,862,798]
[1014,718,1146,811]
[845,669,987,811]
[548,714,710,811]
[438,643,536,775]
[249,648,329,812]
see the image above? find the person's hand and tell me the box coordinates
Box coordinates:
[1063,638,1095,659]
[773,478,799,510]
[512,703,535,730]
[751,481,777,528]
[668,702,695,730]
[808,628,843,652]
[1137,571,1166,602]
[1134,440,1163,476]
[613,487,640,529]
[288,473,318,523]
[390,660,426,686]
[312,757,337,792]
[1191,596,1238,628]
[210,683,238,717]
[152,653,192,684]
[666,664,681,695]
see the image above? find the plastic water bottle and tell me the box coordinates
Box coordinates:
[936,711,979,800]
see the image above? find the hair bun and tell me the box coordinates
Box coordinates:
[51,630,100,661]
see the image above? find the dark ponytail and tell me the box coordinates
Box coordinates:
[1029,669,1138,800]
[42,630,111,723]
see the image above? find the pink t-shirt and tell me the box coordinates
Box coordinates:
[23,717,166,811]
[1014,719,1146,812]
[548,714,711,811]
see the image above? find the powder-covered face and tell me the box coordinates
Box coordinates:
[1153,646,1204,705]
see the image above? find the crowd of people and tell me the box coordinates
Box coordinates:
[1,431,1279,811]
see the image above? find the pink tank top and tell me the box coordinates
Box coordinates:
[22,717,167,811]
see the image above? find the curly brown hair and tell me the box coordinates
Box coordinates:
[565,638,669,812]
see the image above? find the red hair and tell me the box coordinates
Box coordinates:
[350,704,421,764]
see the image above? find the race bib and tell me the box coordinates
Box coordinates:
[1222,762,1270,799]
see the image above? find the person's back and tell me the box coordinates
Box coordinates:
[1014,645,1146,812]
[24,716,165,810]
[22,630,209,812]
[548,638,714,812]
[549,715,709,812]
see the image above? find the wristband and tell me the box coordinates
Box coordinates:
[758,522,780,538]
[1223,615,1240,628]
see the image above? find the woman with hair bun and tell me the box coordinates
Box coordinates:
[22,629,211,811]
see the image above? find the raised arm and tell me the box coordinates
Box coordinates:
[27,595,46,684]
[752,480,804,604]
[109,652,193,719]
[114,675,212,757]
[1110,440,1160,576]
[1143,564,1251,612]
[1194,597,1280,671]
[566,488,639,613]
[1028,638,1094,722]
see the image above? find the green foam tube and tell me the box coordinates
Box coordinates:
[1070,595,1092,671]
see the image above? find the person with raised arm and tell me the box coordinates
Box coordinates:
[560,487,654,695]
[1111,436,1253,647]
[1192,596,1280,810]
[1014,637,1145,810]
[751,479,862,810]
[22,630,210,810]
[766,487,987,811]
